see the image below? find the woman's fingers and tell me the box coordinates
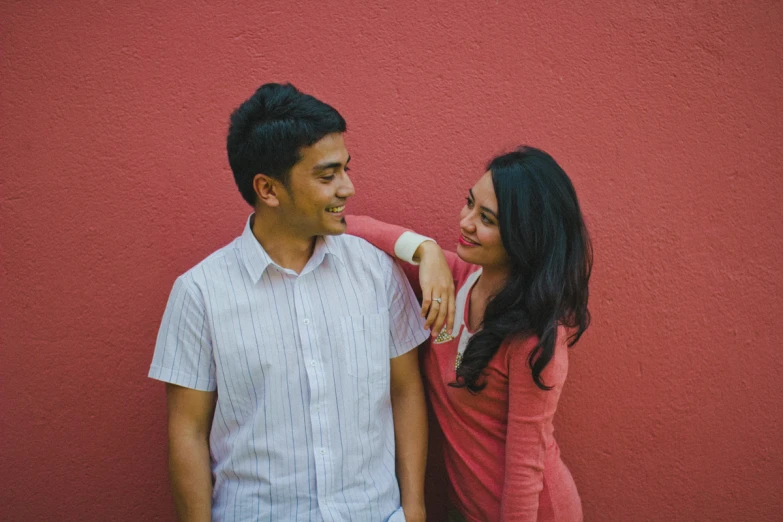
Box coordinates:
[431,295,449,337]
[416,242,456,335]
[421,288,432,319]
[446,286,456,335]
[425,296,442,333]
[432,281,456,336]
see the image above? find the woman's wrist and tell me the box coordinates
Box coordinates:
[394,231,435,264]
[412,240,439,263]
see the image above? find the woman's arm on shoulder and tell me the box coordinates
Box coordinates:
[347,215,471,336]
[347,215,473,283]
[346,215,407,259]
[346,215,426,296]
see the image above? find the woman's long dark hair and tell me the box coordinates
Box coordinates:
[451,146,592,392]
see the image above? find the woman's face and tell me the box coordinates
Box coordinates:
[456,170,510,270]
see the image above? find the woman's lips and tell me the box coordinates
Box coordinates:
[459,235,479,247]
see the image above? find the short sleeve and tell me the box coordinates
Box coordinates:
[386,259,429,358]
[148,275,216,391]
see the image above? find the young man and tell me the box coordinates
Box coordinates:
[149,83,429,522]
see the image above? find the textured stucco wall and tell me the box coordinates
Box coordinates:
[2,1,781,520]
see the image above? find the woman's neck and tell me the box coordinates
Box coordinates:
[467,264,509,331]
[473,264,509,300]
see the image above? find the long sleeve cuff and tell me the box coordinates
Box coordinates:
[394,231,435,265]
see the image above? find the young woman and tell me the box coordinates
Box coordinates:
[347,146,592,522]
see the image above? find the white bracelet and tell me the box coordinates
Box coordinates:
[394,231,435,265]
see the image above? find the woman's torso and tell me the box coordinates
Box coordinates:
[422,267,582,521]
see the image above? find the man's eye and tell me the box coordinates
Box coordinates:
[322,175,335,181]
[344,167,351,172]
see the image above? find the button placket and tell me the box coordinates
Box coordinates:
[296,275,332,510]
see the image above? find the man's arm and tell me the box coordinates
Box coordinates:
[166,383,217,522]
[390,347,428,522]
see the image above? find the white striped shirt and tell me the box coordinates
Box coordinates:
[149,216,428,522]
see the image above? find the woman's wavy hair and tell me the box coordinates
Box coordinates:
[451,146,592,392]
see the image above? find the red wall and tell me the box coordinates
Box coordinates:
[2,1,781,520]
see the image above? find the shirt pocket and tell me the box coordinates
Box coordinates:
[330,312,391,396]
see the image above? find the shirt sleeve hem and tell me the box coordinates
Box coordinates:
[390,328,430,359]
[148,365,216,391]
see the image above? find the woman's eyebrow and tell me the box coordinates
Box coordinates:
[469,189,498,218]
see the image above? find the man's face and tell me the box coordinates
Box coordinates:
[277,132,354,238]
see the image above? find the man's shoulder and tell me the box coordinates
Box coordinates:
[332,233,394,268]
[175,236,242,288]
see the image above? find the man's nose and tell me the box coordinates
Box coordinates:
[338,171,355,199]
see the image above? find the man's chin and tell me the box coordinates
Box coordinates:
[322,219,347,235]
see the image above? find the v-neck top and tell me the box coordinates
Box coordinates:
[347,215,583,522]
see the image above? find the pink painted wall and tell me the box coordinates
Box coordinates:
[2,1,781,520]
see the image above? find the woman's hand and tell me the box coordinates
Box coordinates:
[414,241,455,337]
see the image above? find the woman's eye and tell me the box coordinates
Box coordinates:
[465,197,473,208]
[481,213,491,224]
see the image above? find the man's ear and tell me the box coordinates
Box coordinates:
[253,174,281,207]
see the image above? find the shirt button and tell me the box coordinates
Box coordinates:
[311,360,316,367]
[303,318,310,325]
[320,448,326,455]
[316,404,321,412]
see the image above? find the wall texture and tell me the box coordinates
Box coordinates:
[2,1,781,520]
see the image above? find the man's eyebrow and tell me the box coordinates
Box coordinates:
[313,155,351,172]
[469,189,498,219]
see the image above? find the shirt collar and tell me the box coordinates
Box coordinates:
[319,233,344,267]
[239,214,345,283]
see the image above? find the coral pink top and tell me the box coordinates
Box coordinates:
[348,216,582,522]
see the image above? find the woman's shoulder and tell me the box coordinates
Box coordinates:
[452,259,482,288]
[501,326,570,386]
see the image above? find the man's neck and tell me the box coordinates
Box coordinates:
[251,214,316,274]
